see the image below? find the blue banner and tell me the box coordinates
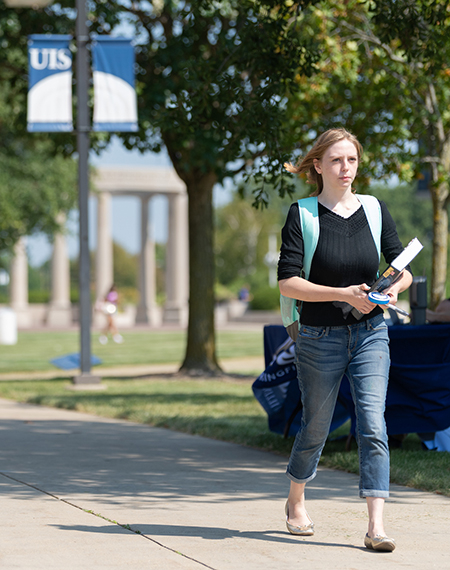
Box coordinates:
[92,37,138,132]
[27,35,73,132]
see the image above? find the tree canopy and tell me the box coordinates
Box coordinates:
[101,0,320,192]
[0,145,77,251]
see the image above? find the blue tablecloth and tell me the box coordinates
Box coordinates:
[386,324,450,434]
[253,323,450,438]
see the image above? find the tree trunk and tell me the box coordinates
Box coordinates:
[430,181,449,309]
[179,173,221,375]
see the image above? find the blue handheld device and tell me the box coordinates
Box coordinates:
[368,292,390,305]
[368,291,410,317]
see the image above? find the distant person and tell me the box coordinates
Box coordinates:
[426,298,450,323]
[238,285,251,303]
[98,284,123,345]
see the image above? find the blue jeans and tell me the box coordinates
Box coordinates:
[286,313,390,498]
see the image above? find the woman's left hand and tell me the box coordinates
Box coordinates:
[385,287,399,305]
[383,269,413,306]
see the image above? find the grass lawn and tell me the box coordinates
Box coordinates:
[0,329,264,374]
[0,373,448,497]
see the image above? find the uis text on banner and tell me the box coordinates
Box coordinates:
[27,35,73,132]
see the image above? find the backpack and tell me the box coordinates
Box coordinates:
[280,194,382,341]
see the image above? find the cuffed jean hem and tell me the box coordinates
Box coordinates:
[286,469,317,485]
[359,489,390,499]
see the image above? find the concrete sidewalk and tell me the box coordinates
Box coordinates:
[0,398,449,570]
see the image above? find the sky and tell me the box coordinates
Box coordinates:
[27,137,233,267]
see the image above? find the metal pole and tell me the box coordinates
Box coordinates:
[73,0,100,384]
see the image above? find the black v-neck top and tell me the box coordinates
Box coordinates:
[277,199,408,326]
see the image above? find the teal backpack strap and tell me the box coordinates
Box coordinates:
[279,197,319,341]
[280,295,301,341]
[356,194,381,262]
[297,196,319,280]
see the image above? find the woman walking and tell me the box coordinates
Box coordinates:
[278,128,412,551]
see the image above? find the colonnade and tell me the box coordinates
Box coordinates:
[8,166,189,329]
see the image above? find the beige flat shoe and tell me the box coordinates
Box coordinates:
[364,533,396,552]
[285,500,314,536]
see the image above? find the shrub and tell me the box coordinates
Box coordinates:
[28,290,50,303]
[249,285,280,311]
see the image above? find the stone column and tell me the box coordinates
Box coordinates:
[136,195,160,325]
[164,193,189,325]
[94,191,114,327]
[47,216,72,327]
[10,237,32,328]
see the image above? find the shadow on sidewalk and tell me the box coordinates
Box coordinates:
[50,522,364,552]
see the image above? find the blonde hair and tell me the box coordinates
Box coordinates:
[284,128,363,196]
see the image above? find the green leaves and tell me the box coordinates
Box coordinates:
[95,1,324,191]
[283,1,450,187]
[0,146,77,251]
[369,0,450,68]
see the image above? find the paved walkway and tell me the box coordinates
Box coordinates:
[1,397,449,570]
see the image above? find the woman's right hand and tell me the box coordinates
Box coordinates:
[342,284,376,314]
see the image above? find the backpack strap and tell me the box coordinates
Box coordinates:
[356,194,381,262]
[279,197,319,341]
[297,196,319,280]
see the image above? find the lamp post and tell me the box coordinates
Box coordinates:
[73,0,100,385]
[7,0,100,384]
